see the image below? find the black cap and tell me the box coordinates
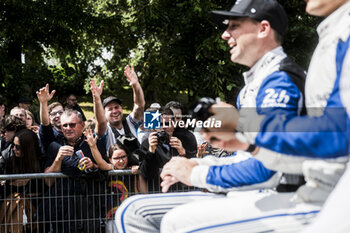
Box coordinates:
[211,0,288,35]
[102,96,122,108]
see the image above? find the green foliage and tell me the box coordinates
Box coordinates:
[0,0,320,111]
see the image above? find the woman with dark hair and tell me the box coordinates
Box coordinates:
[0,129,43,232]
[0,129,41,174]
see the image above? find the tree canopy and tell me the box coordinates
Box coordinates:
[0,0,321,111]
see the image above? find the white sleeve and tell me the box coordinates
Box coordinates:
[254,147,306,174]
[191,151,251,166]
[254,147,348,175]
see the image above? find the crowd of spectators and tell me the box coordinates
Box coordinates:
[1,0,349,232]
[0,64,219,232]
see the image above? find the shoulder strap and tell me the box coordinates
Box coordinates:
[110,119,133,140]
[110,125,121,139]
[279,57,307,115]
[122,119,132,136]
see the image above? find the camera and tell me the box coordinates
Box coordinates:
[156,131,170,145]
[190,97,216,121]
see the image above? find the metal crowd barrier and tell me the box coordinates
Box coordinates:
[0,171,198,233]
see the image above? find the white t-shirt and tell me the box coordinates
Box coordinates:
[105,114,140,151]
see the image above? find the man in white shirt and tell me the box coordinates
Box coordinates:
[91,65,145,151]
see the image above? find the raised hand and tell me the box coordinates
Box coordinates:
[124,65,139,86]
[90,79,104,99]
[36,84,56,103]
[84,129,97,147]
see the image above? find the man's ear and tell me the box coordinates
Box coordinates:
[257,20,271,39]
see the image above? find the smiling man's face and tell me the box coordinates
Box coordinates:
[105,101,123,127]
[221,18,261,67]
[61,113,85,144]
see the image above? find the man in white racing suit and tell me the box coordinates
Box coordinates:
[114,1,327,232]
[198,0,350,232]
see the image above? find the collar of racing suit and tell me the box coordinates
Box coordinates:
[242,46,286,85]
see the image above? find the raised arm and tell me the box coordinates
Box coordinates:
[124,65,145,121]
[84,129,113,170]
[36,84,56,126]
[90,79,107,137]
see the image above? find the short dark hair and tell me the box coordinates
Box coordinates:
[67,94,76,99]
[2,115,26,132]
[162,107,174,116]
[108,144,125,159]
[165,101,183,111]
[61,109,84,123]
[48,102,63,114]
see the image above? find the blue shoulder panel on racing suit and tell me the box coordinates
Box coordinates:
[206,157,276,188]
[255,36,350,158]
[206,71,301,188]
[256,71,302,114]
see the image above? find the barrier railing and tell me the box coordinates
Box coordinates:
[0,171,198,233]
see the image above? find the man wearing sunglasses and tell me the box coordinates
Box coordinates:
[44,109,107,176]
[42,109,107,232]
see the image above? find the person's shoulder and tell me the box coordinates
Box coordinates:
[126,114,140,125]
[1,145,13,161]
[261,68,302,91]
[47,141,63,153]
[39,123,53,131]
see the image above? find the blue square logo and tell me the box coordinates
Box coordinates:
[143,111,161,129]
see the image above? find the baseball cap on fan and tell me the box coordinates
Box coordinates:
[210,0,288,36]
[103,96,123,108]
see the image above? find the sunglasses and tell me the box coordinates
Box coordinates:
[62,123,77,128]
[115,155,127,161]
[14,144,21,150]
